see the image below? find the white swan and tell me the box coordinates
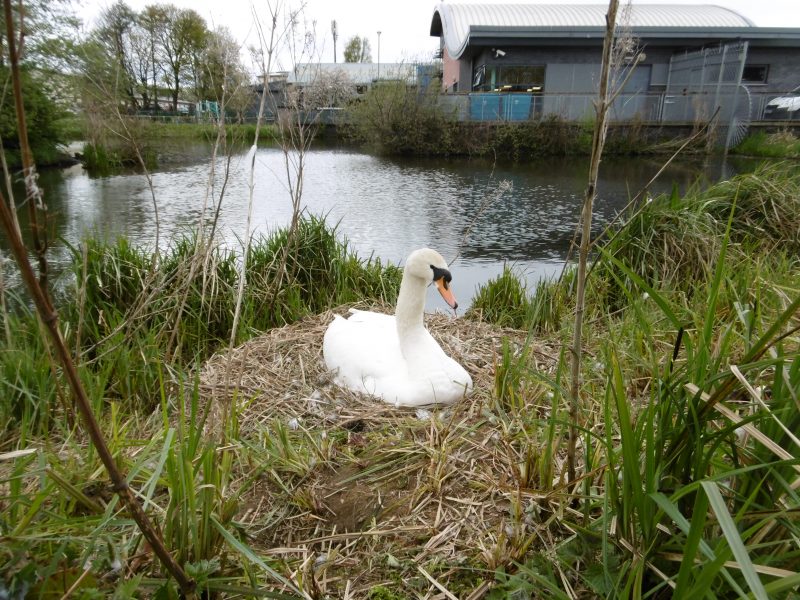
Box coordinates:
[323,248,473,407]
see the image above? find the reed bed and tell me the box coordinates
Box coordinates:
[468,161,800,598]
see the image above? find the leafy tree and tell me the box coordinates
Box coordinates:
[0,0,77,166]
[82,1,251,120]
[0,67,64,165]
[156,5,207,111]
[92,1,139,108]
[343,35,372,63]
[0,0,81,73]
[194,27,252,119]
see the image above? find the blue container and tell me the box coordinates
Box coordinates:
[505,95,532,121]
[469,93,503,121]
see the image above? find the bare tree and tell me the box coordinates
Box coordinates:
[228,0,322,369]
[303,67,355,108]
[128,15,155,110]
[139,5,166,113]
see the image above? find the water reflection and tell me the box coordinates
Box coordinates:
[3,145,764,306]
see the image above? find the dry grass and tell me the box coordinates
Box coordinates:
[198,303,567,597]
[199,302,531,430]
[764,130,797,145]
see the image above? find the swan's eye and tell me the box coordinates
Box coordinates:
[430,265,452,289]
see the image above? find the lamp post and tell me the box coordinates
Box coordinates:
[377,31,382,80]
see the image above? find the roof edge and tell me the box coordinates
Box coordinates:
[430,3,767,59]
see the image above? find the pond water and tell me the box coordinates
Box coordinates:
[5,143,763,309]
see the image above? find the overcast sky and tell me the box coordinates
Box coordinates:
[77,0,800,71]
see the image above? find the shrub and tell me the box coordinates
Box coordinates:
[345,80,460,155]
[0,67,65,168]
[467,266,532,329]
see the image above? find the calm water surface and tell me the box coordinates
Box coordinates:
[9,144,762,308]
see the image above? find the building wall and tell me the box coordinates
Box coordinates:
[746,47,800,92]
[465,44,800,93]
[442,49,459,92]
[471,46,679,92]
[450,40,800,122]
[442,49,473,93]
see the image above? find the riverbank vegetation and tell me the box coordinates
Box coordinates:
[733,130,800,158]
[343,82,681,159]
[2,216,400,436]
[3,0,799,597]
[2,163,798,597]
[80,121,281,173]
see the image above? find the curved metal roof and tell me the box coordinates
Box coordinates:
[431,4,756,58]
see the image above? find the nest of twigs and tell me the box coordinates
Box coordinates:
[198,303,565,596]
[199,302,543,431]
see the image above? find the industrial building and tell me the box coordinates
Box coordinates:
[429,3,800,144]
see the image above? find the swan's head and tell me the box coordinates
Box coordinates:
[405,248,459,310]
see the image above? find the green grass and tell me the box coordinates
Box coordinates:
[2,165,799,597]
[466,265,533,329]
[733,130,800,158]
[55,115,86,142]
[0,216,401,596]
[78,121,282,174]
[1,217,401,438]
[141,121,280,144]
[467,161,800,598]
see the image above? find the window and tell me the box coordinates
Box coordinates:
[494,65,545,93]
[615,65,651,93]
[473,65,545,93]
[742,65,769,84]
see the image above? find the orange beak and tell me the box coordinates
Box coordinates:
[435,277,458,310]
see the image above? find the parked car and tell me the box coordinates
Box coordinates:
[763,86,800,120]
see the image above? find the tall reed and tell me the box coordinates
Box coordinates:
[471,162,800,596]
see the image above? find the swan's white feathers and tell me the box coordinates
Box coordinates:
[324,311,405,386]
[323,248,473,407]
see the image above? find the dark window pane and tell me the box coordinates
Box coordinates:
[742,65,768,83]
[496,65,545,92]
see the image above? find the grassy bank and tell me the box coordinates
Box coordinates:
[341,81,704,159]
[1,164,799,597]
[139,121,281,143]
[80,120,283,173]
[1,216,401,437]
[77,108,697,174]
[470,161,800,597]
[343,112,685,160]
[733,130,800,158]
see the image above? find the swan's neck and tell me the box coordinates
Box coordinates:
[395,272,427,342]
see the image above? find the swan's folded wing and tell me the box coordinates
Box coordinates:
[323,313,405,393]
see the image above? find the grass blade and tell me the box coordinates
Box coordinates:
[701,481,768,600]
[210,515,301,595]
